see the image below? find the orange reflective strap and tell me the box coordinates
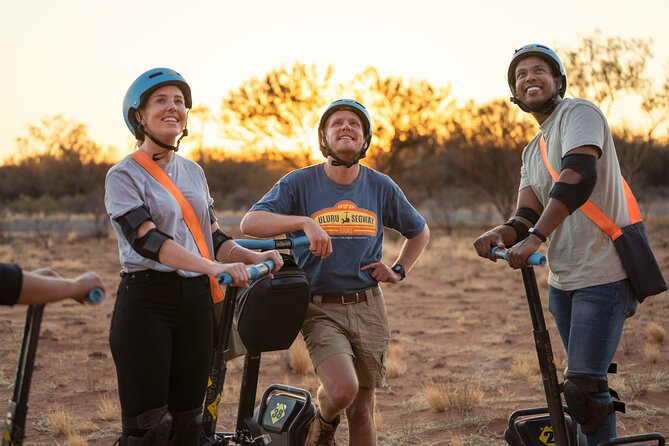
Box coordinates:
[539,135,637,241]
[622,178,643,224]
[131,150,225,303]
[539,135,559,180]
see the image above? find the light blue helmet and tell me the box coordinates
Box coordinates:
[508,44,567,113]
[318,99,373,160]
[123,67,192,138]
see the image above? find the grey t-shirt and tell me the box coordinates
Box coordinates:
[104,152,214,276]
[519,98,628,290]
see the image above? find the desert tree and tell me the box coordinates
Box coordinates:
[218,62,335,168]
[446,99,537,219]
[341,67,454,179]
[7,115,111,198]
[560,30,652,116]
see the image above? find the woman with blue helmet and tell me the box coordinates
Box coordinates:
[106,68,283,445]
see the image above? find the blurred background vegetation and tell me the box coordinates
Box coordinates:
[1,32,668,238]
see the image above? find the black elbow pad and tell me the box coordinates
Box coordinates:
[515,207,540,225]
[212,229,233,257]
[115,206,152,245]
[132,228,172,262]
[504,218,530,242]
[549,153,597,214]
[209,205,218,224]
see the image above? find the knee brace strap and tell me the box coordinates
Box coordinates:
[563,375,614,435]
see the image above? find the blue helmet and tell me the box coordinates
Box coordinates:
[318,99,373,160]
[123,67,192,138]
[508,44,567,97]
[508,44,567,114]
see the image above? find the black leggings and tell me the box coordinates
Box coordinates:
[109,270,213,435]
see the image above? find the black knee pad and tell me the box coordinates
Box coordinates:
[563,374,613,435]
[122,405,172,445]
[172,408,203,446]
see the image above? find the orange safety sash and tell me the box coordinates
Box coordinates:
[539,135,643,241]
[131,150,225,303]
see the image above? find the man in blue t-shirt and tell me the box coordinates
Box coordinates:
[241,99,430,446]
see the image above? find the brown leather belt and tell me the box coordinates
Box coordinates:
[314,286,378,304]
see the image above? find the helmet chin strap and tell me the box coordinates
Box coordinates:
[140,126,189,161]
[511,87,561,115]
[324,143,366,168]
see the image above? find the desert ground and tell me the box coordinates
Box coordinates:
[1,223,668,445]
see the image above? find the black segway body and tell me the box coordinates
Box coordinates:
[495,253,666,446]
[234,255,311,353]
[504,407,584,446]
[203,253,315,446]
[1,304,45,446]
[255,384,316,446]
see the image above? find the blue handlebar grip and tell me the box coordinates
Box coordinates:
[491,247,546,266]
[235,236,311,251]
[218,259,276,285]
[85,287,105,304]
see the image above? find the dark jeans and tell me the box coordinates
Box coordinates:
[110,270,213,434]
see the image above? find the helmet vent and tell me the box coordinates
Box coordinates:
[148,71,164,79]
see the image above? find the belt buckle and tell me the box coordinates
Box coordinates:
[341,292,361,305]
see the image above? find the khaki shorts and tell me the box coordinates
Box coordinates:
[301,286,390,388]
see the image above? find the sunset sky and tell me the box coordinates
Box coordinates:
[2,0,668,163]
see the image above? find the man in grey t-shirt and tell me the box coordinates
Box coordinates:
[473,44,639,445]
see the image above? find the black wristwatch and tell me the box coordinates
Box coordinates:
[528,227,548,243]
[391,264,406,281]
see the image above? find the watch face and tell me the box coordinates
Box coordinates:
[392,264,405,279]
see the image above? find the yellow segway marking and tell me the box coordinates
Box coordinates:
[270,402,287,424]
[540,425,555,445]
[207,394,221,418]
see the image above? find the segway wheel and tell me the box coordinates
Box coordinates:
[597,432,665,446]
[242,417,270,446]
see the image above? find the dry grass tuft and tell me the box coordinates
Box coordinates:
[288,337,313,375]
[422,379,484,413]
[67,434,88,446]
[450,435,465,446]
[423,381,450,412]
[48,406,75,436]
[374,404,383,431]
[510,356,540,378]
[645,322,666,343]
[643,342,661,363]
[96,394,120,421]
[385,343,407,378]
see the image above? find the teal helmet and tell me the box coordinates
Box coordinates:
[507,44,567,113]
[123,67,192,138]
[318,99,372,164]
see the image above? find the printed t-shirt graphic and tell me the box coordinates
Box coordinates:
[312,200,377,236]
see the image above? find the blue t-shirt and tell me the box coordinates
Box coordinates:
[250,163,425,295]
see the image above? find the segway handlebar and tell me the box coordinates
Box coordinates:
[234,235,310,251]
[218,260,275,286]
[492,247,546,266]
[85,287,105,305]
[217,236,310,285]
